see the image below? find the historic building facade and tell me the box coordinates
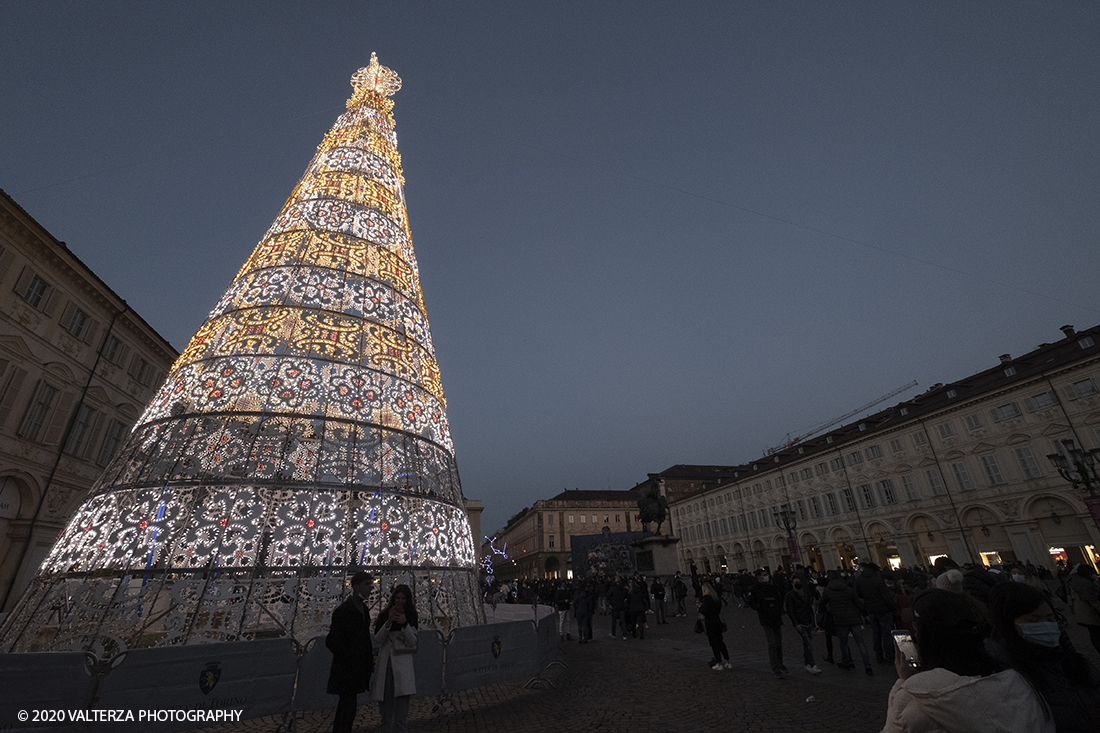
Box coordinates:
[671,323,1100,575]
[0,190,178,613]
[483,489,649,581]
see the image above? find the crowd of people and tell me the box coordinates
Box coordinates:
[486,557,1100,732]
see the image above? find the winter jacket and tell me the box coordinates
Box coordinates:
[857,570,896,614]
[700,594,724,638]
[820,578,863,626]
[607,583,628,612]
[784,587,815,627]
[325,595,374,695]
[369,617,418,702]
[573,588,595,618]
[627,584,650,614]
[746,581,783,627]
[986,638,1100,733]
[880,667,1054,733]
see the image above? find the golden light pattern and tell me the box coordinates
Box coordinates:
[0,55,482,654]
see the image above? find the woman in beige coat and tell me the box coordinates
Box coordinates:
[370,584,419,733]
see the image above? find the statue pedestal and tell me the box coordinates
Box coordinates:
[632,534,681,577]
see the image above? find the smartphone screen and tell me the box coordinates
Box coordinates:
[893,630,919,665]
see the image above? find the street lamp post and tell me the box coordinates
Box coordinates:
[772,503,800,568]
[1047,440,1100,534]
[1047,440,1100,497]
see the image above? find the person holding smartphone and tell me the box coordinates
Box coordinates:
[371,584,419,733]
[882,589,1053,733]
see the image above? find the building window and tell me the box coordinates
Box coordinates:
[788,471,800,484]
[1014,446,1043,479]
[913,431,928,446]
[901,474,918,501]
[841,488,857,512]
[865,444,883,460]
[800,467,813,481]
[848,451,864,465]
[796,499,808,521]
[980,455,1006,485]
[604,515,609,523]
[991,402,1022,422]
[759,509,769,527]
[877,479,897,505]
[937,422,954,439]
[580,514,585,524]
[1066,378,1098,400]
[890,438,904,453]
[22,274,49,308]
[64,404,100,458]
[947,389,957,398]
[1079,336,1095,349]
[859,484,877,509]
[568,514,574,523]
[951,462,974,491]
[18,382,59,442]
[926,468,947,496]
[548,535,555,548]
[1004,366,1017,376]
[97,418,126,465]
[900,407,909,415]
[739,514,747,531]
[808,496,822,518]
[1025,391,1057,411]
[63,305,89,338]
[721,517,729,534]
[824,493,839,515]
[614,514,620,523]
[773,476,784,488]
[128,355,155,386]
[830,457,845,471]
[965,414,982,431]
[814,462,828,476]
[548,513,554,524]
[748,513,758,530]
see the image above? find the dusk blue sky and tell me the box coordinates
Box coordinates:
[3,2,1099,536]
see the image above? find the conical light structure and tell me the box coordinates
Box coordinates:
[1,55,482,653]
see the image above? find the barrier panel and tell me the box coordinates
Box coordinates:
[535,612,557,670]
[0,652,88,732]
[292,628,443,711]
[93,639,297,731]
[0,614,555,729]
[443,621,537,692]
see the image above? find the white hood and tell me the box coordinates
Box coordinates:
[882,668,1053,733]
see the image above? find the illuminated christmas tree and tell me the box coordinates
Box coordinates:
[0,54,482,653]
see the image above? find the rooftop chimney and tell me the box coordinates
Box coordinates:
[1061,325,1076,339]
[999,354,1012,363]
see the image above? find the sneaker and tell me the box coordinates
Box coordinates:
[865,667,875,676]
[780,666,789,674]
[621,635,627,640]
[822,656,835,665]
[712,662,724,670]
[607,633,616,638]
[773,671,784,679]
[723,661,733,670]
[806,664,822,675]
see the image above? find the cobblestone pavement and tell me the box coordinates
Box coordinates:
[184,601,905,733]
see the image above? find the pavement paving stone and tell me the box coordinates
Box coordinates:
[183,602,904,733]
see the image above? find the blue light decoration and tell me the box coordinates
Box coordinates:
[480,536,508,586]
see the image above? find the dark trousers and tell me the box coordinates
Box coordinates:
[708,631,729,662]
[869,610,894,661]
[610,610,624,636]
[677,596,687,615]
[576,614,593,640]
[654,599,667,623]
[763,625,784,673]
[334,692,357,733]
[379,663,410,733]
[836,624,871,667]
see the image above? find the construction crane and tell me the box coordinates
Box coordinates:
[764,380,919,456]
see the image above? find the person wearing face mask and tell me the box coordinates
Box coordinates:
[784,574,822,674]
[988,582,1100,732]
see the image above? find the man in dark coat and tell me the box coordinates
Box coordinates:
[746,569,786,678]
[326,571,374,733]
[856,562,896,664]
